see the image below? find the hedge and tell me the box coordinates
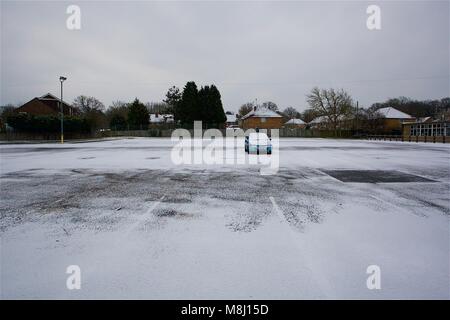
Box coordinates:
[6,114,90,133]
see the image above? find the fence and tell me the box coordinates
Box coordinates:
[366,135,447,143]
[0,131,102,141]
[1,128,360,141]
[279,128,355,138]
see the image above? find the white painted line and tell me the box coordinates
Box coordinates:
[270,196,290,225]
[269,196,335,299]
[124,195,165,236]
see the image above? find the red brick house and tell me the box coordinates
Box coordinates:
[16,93,78,116]
[240,106,284,129]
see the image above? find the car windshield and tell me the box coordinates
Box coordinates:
[249,133,270,144]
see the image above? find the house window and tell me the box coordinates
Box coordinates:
[260,117,266,123]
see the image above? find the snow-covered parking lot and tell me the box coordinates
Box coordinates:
[0,138,449,299]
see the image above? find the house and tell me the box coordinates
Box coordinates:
[284,118,306,128]
[308,116,330,129]
[226,113,238,127]
[376,107,414,134]
[149,114,174,124]
[240,106,283,129]
[15,93,77,116]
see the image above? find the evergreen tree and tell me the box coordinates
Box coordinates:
[210,85,226,126]
[177,82,226,128]
[198,85,214,127]
[127,98,149,130]
[163,86,181,114]
[109,114,127,130]
[177,81,199,126]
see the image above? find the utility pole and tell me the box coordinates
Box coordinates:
[59,76,67,143]
[356,100,359,134]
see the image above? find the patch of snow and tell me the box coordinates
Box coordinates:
[241,106,282,120]
[377,107,413,119]
[285,118,305,125]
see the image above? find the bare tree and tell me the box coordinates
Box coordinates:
[362,107,385,134]
[73,95,106,130]
[238,102,254,117]
[106,101,129,123]
[73,95,105,113]
[146,102,171,114]
[301,108,319,123]
[306,87,353,136]
[282,107,300,120]
[261,101,278,111]
[110,100,127,110]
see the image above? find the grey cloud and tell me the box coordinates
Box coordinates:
[1,1,448,111]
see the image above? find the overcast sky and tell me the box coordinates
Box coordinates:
[1,0,449,112]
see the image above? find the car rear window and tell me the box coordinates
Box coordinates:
[249,133,269,144]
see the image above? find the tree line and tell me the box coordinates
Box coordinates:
[171,82,227,128]
[236,87,450,135]
[2,84,448,135]
[1,81,227,132]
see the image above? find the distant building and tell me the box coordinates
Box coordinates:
[226,113,238,127]
[240,106,283,129]
[16,93,77,116]
[285,118,306,128]
[308,116,335,129]
[376,107,414,134]
[149,114,174,124]
[402,118,449,142]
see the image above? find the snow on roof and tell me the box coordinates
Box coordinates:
[377,107,413,119]
[149,114,174,123]
[309,116,328,124]
[241,106,282,120]
[285,118,305,125]
[38,93,71,106]
[226,114,237,123]
[308,114,352,124]
[39,93,59,100]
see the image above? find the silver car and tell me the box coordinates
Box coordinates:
[245,132,272,154]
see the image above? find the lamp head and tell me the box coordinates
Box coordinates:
[59,76,67,82]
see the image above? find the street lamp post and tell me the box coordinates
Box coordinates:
[59,76,67,143]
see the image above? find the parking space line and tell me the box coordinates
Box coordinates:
[124,195,165,236]
[269,196,335,299]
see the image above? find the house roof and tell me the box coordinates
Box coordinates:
[309,114,354,124]
[241,107,283,120]
[226,114,237,123]
[309,116,328,124]
[285,118,305,125]
[377,107,413,119]
[16,92,75,115]
[38,93,71,106]
[149,114,174,123]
